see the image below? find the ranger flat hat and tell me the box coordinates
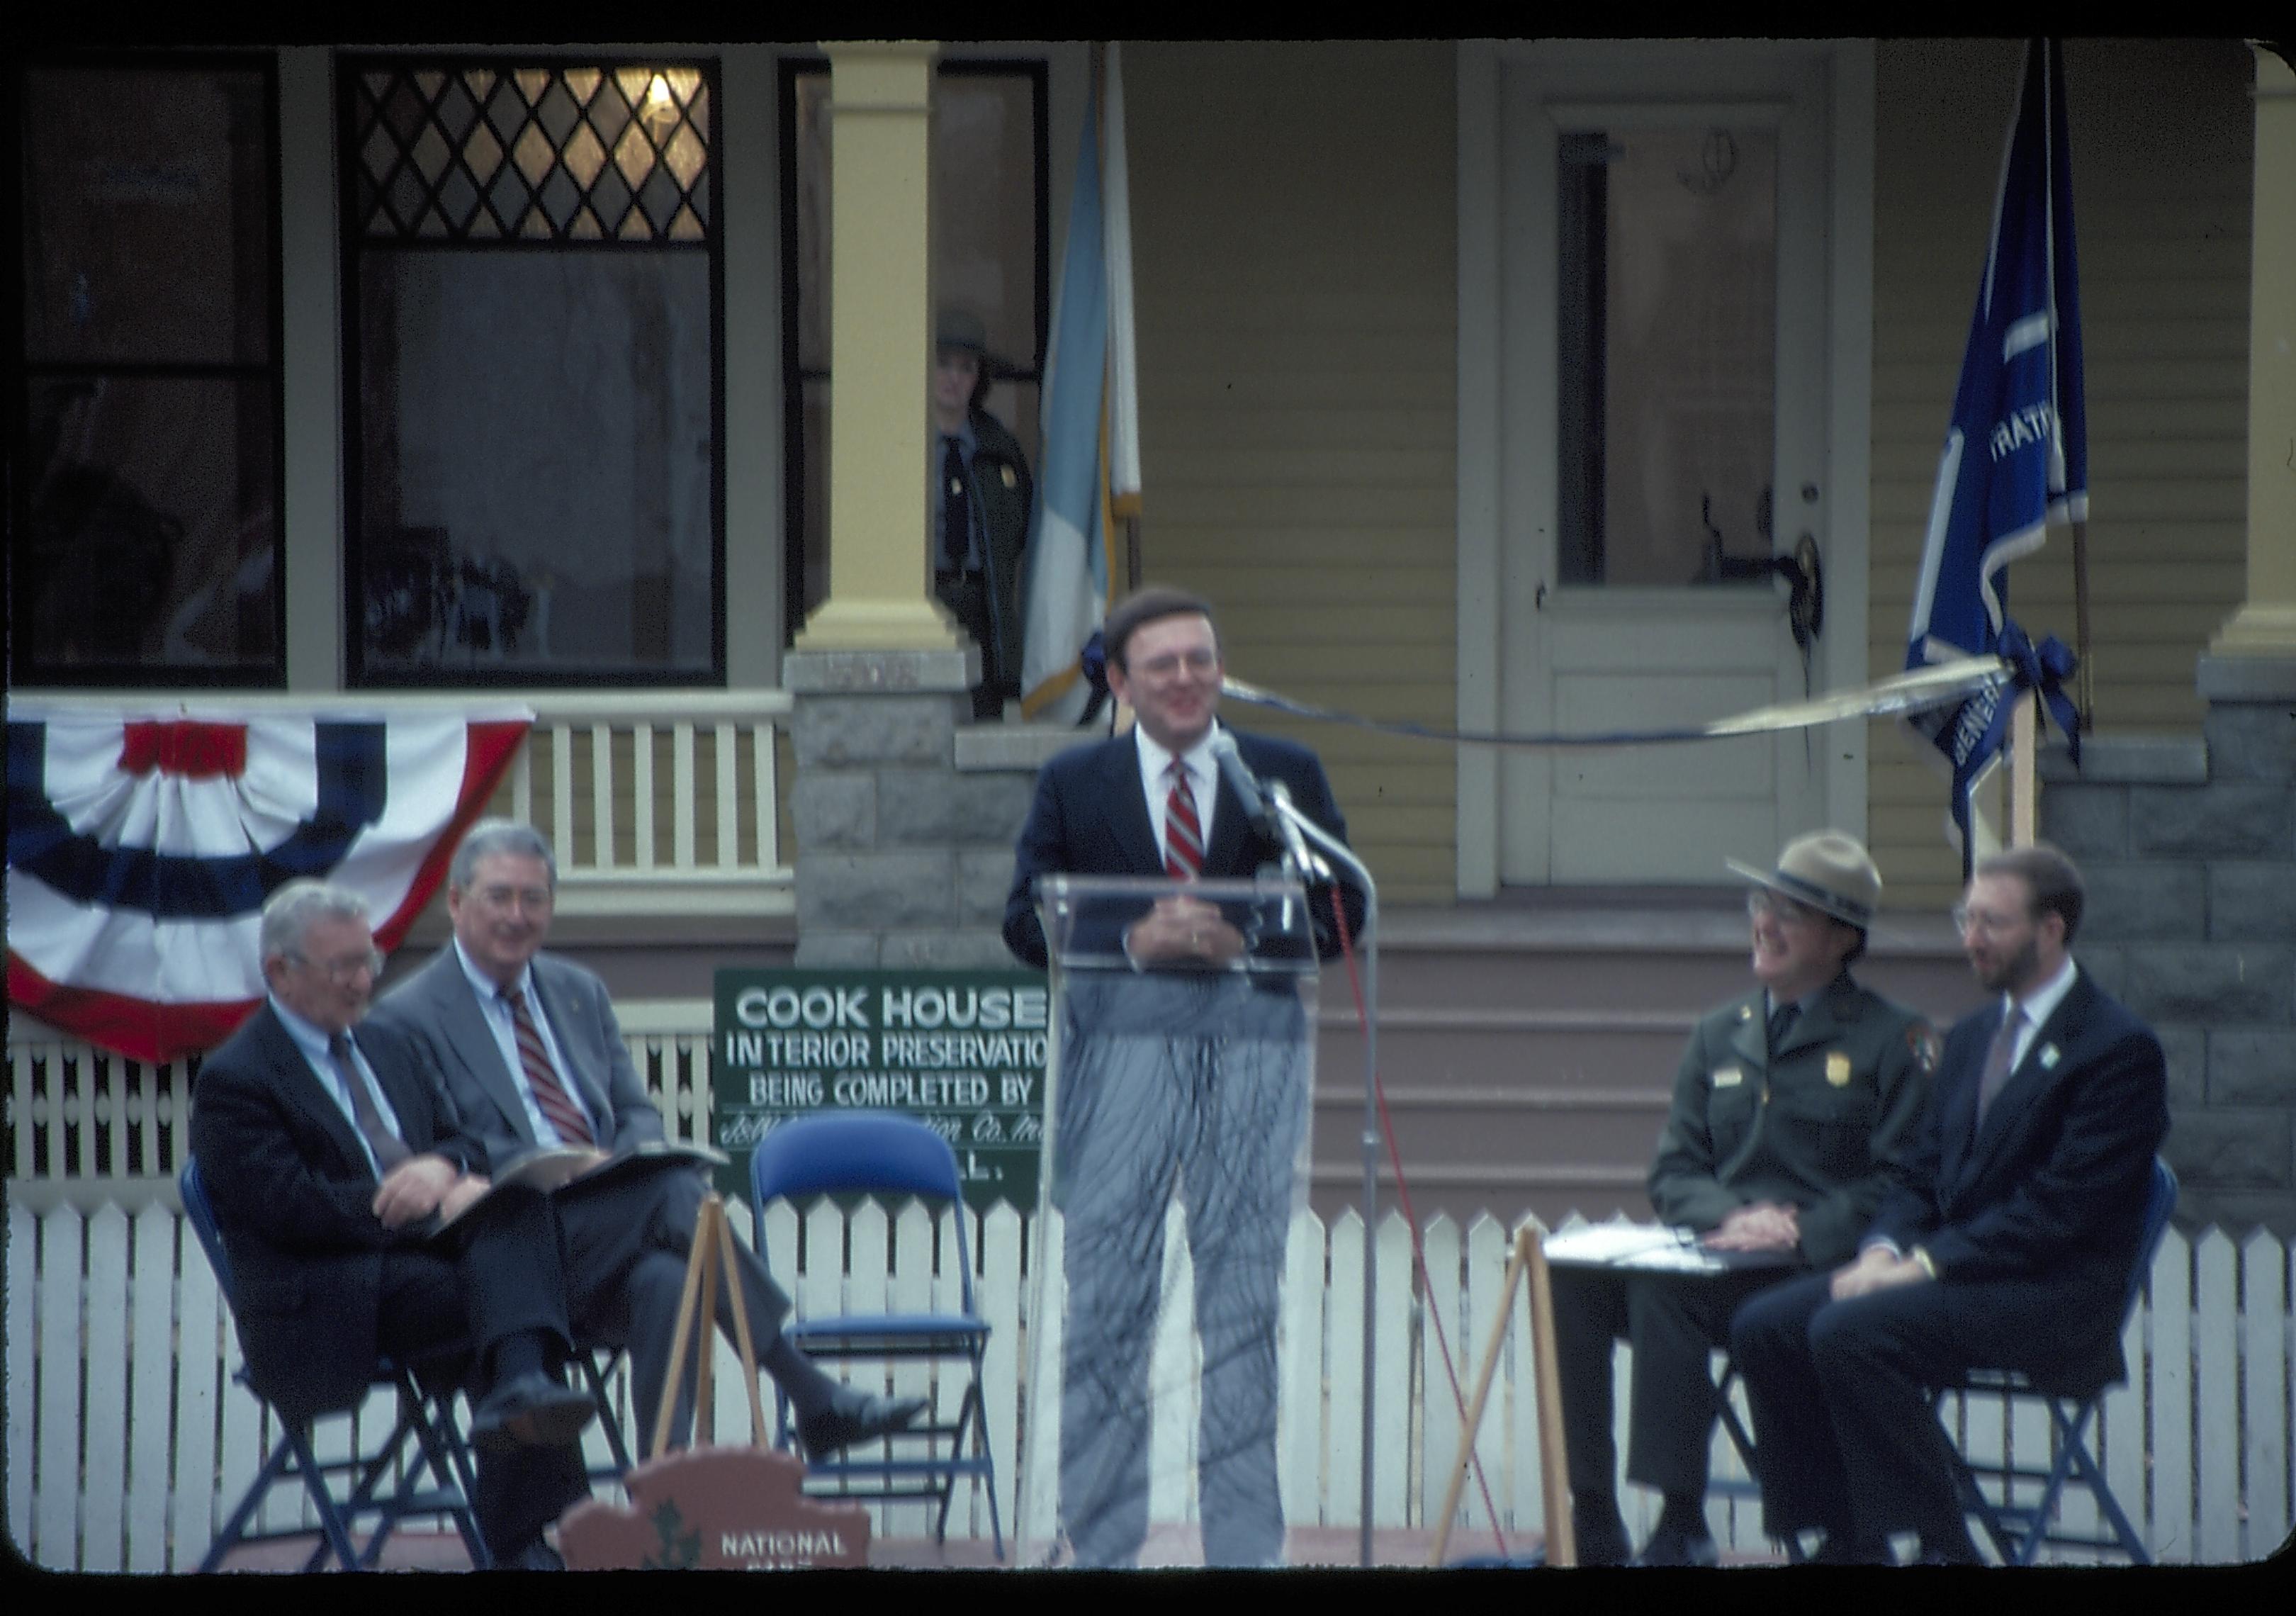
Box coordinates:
[1726,829,1881,928]
[935,306,1011,374]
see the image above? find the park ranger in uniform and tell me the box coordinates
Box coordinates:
[1550,830,1937,1565]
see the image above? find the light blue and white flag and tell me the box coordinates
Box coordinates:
[1020,43,1138,722]
[1904,37,2086,870]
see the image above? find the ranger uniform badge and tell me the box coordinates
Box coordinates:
[1825,1050,1852,1087]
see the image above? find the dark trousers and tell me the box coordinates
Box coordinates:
[386,1192,589,1553]
[1729,1269,2069,1545]
[1549,1262,1799,1506]
[935,569,1006,720]
[546,1164,794,1454]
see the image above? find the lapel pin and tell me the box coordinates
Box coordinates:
[1826,1050,1852,1087]
[2039,1043,2061,1070]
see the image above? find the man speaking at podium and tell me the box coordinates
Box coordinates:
[1004,585,1360,1567]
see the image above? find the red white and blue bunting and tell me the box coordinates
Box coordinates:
[6,706,530,1062]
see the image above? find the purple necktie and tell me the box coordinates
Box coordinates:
[1974,1007,2024,1128]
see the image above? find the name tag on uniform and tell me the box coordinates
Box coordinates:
[1826,1050,1852,1087]
[1713,1066,1744,1089]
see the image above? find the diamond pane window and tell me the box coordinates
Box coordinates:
[351,58,710,247]
[341,56,722,686]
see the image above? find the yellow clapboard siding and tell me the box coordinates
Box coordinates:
[1154,527,1461,569]
[1150,408,1459,451]
[1863,38,2253,904]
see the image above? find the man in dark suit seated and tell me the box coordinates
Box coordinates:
[188,880,601,1569]
[1729,843,2170,1564]
[1003,584,1363,1568]
[366,819,923,1457]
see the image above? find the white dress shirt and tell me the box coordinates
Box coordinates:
[271,997,405,1177]
[454,938,596,1147]
[1132,722,1224,871]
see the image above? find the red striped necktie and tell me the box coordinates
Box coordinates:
[1164,761,1204,880]
[501,984,595,1147]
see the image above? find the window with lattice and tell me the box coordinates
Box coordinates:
[340,57,722,687]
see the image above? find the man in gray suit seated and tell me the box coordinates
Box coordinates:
[368,818,921,1456]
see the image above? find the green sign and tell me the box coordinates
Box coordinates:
[710,967,1051,1211]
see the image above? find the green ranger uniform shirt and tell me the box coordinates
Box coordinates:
[1648,970,1935,1269]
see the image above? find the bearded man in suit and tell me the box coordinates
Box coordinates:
[368,819,922,1458]
[1728,842,2170,1565]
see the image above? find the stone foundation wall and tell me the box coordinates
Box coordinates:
[784,647,1073,970]
[2039,655,2296,1235]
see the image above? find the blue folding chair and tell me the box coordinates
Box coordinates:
[748,1111,1003,1558]
[180,1158,492,1571]
[1940,1155,2178,1564]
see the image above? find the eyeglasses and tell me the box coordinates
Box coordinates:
[1132,647,1219,679]
[290,948,385,984]
[1747,890,1825,926]
[471,883,554,912]
[1950,904,2025,938]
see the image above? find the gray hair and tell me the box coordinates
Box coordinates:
[449,819,558,891]
[259,880,371,965]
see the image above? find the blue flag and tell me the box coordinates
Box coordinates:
[1904,38,2087,872]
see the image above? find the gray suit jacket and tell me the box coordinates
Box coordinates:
[368,947,664,1175]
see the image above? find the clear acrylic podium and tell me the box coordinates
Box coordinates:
[1017,872,1318,1568]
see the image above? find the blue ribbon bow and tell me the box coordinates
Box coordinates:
[1943,617,2082,877]
[1076,629,1112,727]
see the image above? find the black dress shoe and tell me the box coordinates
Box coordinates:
[495,1537,565,1571]
[1913,1530,1983,1566]
[1633,1524,1719,1567]
[797,1386,929,1458]
[1808,1530,1894,1566]
[1571,1498,1633,1566]
[471,1371,596,1454]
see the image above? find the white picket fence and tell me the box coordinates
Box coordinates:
[6,1193,2292,1571]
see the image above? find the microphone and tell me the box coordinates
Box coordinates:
[1266,780,1329,882]
[1209,730,1278,836]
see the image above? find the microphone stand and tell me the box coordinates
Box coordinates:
[1266,786,1380,1567]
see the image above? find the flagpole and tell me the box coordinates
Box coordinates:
[2012,696,2038,846]
[2071,516,2094,730]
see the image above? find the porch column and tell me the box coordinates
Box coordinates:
[785,40,1008,967]
[793,39,970,658]
[2208,45,2296,660]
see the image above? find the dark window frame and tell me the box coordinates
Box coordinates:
[777,56,1049,645]
[336,50,727,690]
[8,49,288,689]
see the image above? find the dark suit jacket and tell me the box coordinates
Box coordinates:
[1001,724,1363,970]
[367,948,664,1176]
[1867,966,2168,1386]
[186,1004,484,1419]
